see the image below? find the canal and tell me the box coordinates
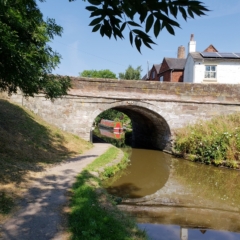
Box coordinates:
[94,128,240,240]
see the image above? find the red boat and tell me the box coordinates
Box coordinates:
[98,119,123,132]
[99,128,124,139]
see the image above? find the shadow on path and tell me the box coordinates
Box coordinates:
[1,143,112,240]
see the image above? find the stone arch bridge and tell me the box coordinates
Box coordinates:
[6,77,240,151]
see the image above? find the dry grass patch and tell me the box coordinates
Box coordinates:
[0,98,92,222]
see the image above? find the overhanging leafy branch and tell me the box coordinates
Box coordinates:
[84,0,209,52]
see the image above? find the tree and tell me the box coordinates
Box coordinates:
[119,65,142,80]
[95,109,124,123]
[0,0,71,99]
[81,0,209,52]
[0,0,209,99]
[80,69,117,79]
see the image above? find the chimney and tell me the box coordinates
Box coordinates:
[177,45,185,58]
[188,34,196,53]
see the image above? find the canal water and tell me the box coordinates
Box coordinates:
[94,128,240,240]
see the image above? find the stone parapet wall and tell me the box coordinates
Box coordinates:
[69,77,240,105]
[2,77,240,151]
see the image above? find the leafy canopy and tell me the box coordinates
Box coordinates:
[80,69,117,79]
[119,65,142,80]
[95,109,125,123]
[0,0,71,98]
[76,0,209,53]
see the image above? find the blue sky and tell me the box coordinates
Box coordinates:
[38,0,240,78]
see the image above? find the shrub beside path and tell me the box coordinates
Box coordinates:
[1,143,112,240]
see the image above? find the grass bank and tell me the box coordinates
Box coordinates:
[0,98,92,221]
[174,113,240,169]
[69,146,147,240]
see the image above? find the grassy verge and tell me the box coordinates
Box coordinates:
[174,113,240,169]
[0,98,92,221]
[69,147,147,240]
[86,147,119,172]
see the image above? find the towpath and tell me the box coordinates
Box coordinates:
[1,143,112,240]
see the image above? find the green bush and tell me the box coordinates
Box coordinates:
[174,114,240,168]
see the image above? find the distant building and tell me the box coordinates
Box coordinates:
[184,35,240,84]
[141,71,150,80]
[145,45,186,82]
[148,64,162,81]
[158,57,185,82]
[143,34,240,84]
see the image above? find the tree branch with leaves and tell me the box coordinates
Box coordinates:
[0,0,71,99]
[79,0,209,53]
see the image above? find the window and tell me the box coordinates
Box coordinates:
[205,65,216,78]
[159,76,164,82]
[152,71,155,79]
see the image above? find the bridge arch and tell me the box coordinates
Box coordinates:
[5,78,240,152]
[90,101,172,151]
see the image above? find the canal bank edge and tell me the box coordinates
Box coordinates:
[68,146,148,240]
[171,147,240,170]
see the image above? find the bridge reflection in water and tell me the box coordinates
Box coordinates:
[103,149,240,240]
[137,224,240,240]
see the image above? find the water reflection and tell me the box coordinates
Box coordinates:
[138,224,240,240]
[103,149,170,198]
[94,128,240,238]
[93,127,128,148]
[105,149,240,238]
[171,158,240,209]
[99,128,124,140]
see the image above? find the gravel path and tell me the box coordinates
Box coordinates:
[1,143,112,240]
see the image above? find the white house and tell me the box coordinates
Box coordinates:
[184,35,240,84]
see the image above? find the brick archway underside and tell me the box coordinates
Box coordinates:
[113,105,171,151]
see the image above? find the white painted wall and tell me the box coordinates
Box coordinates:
[184,56,240,84]
[193,63,205,83]
[216,62,240,84]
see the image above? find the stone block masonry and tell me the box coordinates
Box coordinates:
[2,77,240,152]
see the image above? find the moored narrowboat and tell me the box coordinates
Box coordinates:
[98,119,123,132]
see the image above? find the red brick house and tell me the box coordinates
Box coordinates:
[148,64,162,81]
[158,58,186,82]
[143,45,186,82]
